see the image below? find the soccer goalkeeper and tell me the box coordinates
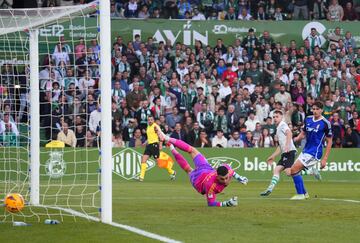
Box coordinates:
[157,129,248,207]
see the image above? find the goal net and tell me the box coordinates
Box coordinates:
[0,1,111,223]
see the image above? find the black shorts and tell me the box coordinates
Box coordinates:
[277,151,296,169]
[144,143,160,159]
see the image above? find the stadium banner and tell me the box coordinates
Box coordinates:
[34,19,360,54]
[109,19,360,48]
[4,19,360,66]
[110,148,360,182]
[2,147,358,182]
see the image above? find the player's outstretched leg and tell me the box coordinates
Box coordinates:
[169,144,193,174]
[157,129,192,153]
[260,166,282,196]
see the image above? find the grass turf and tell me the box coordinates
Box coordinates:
[1,179,360,243]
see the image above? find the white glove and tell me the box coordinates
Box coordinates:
[221,196,238,207]
[237,176,248,185]
[233,172,248,185]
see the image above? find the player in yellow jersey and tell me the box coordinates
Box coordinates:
[138,115,176,181]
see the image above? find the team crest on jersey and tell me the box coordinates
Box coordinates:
[306,124,320,133]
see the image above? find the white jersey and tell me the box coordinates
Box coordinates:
[276,121,296,153]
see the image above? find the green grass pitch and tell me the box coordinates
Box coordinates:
[1,178,360,243]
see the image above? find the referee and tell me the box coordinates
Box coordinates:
[139,115,176,181]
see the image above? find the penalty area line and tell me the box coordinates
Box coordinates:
[45,206,182,243]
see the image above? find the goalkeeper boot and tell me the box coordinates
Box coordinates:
[170,171,176,181]
[290,194,306,200]
[304,192,310,199]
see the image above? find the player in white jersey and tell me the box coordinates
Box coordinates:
[260,110,298,196]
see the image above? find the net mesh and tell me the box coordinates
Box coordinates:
[0,2,102,222]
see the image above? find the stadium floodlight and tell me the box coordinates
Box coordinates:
[0,1,112,224]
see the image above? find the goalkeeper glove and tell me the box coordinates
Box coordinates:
[221,196,238,207]
[237,176,248,185]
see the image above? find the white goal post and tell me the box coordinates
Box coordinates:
[0,1,112,223]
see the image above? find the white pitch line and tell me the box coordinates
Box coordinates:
[110,222,182,243]
[319,198,360,204]
[113,197,360,204]
[45,206,182,243]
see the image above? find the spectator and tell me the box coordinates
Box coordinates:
[124,0,138,18]
[243,130,255,147]
[177,0,191,19]
[273,7,285,20]
[170,122,186,140]
[166,106,182,129]
[293,0,309,20]
[110,3,123,18]
[256,97,270,124]
[193,129,211,148]
[0,113,19,146]
[227,130,245,148]
[89,103,101,135]
[259,127,274,148]
[342,2,358,21]
[129,128,146,147]
[213,106,228,135]
[192,7,206,20]
[57,122,76,147]
[275,84,291,107]
[75,125,86,147]
[343,126,358,147]
[212,129,228,148]
[245,111,260,132]
[138,4,150,19]
[225,6,237,20]
[112,133,125,147]
[185,121,200,146]
[311,0,328,20]
[333,93,352,124]
[255,6,269,20]
[238,7,253,20]
[163,0,178,19]
[126,81,147,113]
[327,0,344,21]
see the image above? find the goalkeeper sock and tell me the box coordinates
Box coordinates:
[292,174,304,194]
[140,163,147,180]
[169,138,192,153]
[170,147,191,172]
[268,175,279,190]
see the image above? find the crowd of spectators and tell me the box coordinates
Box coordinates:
[107,0,360,21]
[5,1,360,21]
[0,1,360,149]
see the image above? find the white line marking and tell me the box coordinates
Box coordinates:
[110,222,182,243]
[112,197,360,204]
[319,198,360,204]
[44,206,182,243]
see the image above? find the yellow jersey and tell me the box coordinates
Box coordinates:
[146,123,159,144]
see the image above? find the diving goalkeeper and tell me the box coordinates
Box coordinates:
[157,129,248,207]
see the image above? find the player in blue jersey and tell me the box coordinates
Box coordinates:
[290,101,333,200]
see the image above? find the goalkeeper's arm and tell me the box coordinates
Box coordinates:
[206,193,238,207]
[232,172,248,184]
